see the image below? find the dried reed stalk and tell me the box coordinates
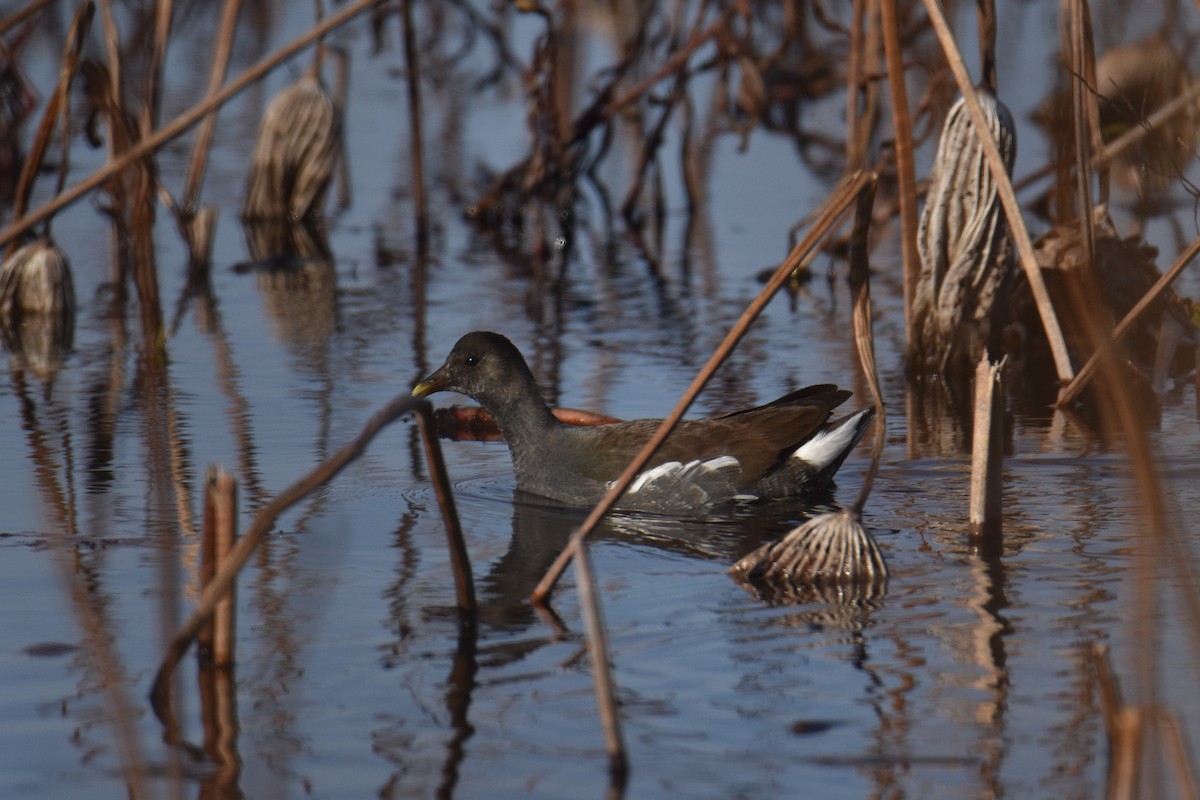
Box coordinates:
[879,0,919,338]
[0,0,380,251]
[531,170,873,605]
[968,355,1004,537]
[181,0,242,211]
[920,0,1076,389]
[847,177,885,508]
[151,395,474,709]
[573,539,628,780]
[1066,0,1098,278]
[139,0,172,136]
[0,0,55,35]
[844,0,881,172]
[8,1,92,249]
[416,403,476,616]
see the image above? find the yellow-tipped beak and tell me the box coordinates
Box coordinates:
[412,367,447,398]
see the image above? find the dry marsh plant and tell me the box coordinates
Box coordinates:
[3,0,1200,795]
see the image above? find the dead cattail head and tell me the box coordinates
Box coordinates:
[729,508,888,606]
[242,75,340,221]
[913,90,1018,377]
[0,238,76,379]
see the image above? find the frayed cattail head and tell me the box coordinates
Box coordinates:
[913,90,1018,376]
[729,508,888,605]
[243,76,339,221]
[0,239,76,379]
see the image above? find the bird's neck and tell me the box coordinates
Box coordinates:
[486,385,560,451]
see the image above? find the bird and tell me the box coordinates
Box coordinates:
[413,331,874,514]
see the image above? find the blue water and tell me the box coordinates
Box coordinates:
[1,2,1199,798]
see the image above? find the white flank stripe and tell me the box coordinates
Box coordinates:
[627,455,740,495]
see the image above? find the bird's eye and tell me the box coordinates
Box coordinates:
[464,356,478,366]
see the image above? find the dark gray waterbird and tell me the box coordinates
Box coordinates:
[413,332,874,514]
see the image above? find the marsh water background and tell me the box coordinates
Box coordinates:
[2,1,1200,797]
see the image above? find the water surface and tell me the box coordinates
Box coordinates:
[1,2,1198,798]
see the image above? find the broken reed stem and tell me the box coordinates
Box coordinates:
[150,394,473,709]
[879,0,919,342]
[852,0,883,171]
[97,0,123,132]
[573,539,629,781]
[0,0,381,252]
[847,174,884,513]
[199,467,238,666]
[401,0,429,255]
[920,0,1076,390]
[529,170,872,605]
[968,355,1004,537]
[181,0,242,210]
[1059,234,1200,406]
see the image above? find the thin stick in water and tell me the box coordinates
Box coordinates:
[574,539,628,781]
